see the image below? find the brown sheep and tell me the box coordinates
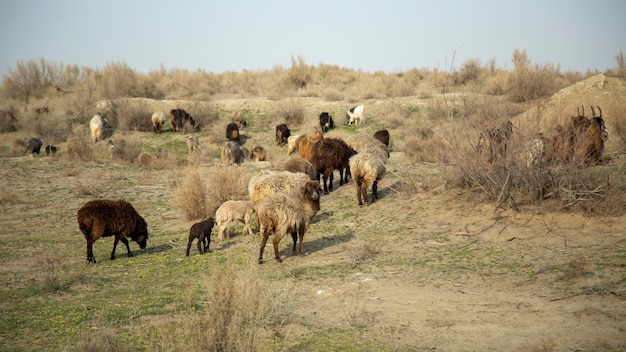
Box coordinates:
[77,199,149,264]
[298,130,324,162]
[310,137,356,193]
[226,122,240,143]
[275,124,291,146]
[186,218,214,256]
[231,111,247,128]
[373,129,390,147]
[284,156,317,180]
[257,180,321,264]
[250,146,267,161]
[170,109,195,133]
[573,109,606,166]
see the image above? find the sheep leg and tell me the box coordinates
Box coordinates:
[258,230,269,264]
[297,230,305,255]
[355,179,364,206]
[361,182,369,206]
[120,237,133,258]
[328,170,334,192]
[371,180,379,204]
[186,239,193,256]
[290,232,298,255]
[86,240,96,264]
[197,235,204,255]
[273,232,285,263]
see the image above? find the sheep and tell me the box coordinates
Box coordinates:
[186,218,214,256]
[373,129,390,147]
[310,137,356,193]
[170,109,195,133]
[248,170,312,232]
[136,152,153,169]
[257,180,321,264]
[221,140,244,165]
[214,200,255,241]
[319,112,334,133]
[275,123,291,146]
[226,122,240,143]
[287,134,304,155]
[345,134,389,156]
[89,114,105,143]
[151,111,165,134]
[298,130,324,162]
[77,199,149,264]
[231,111,247,128]
[572,106,607,165]
[45,145,58,156]
[349,143,389,206]
[250,146,267,161]
[186,134,200,153]
[26,138,44,156]
[346,104,365,125]
[284,156,317,180]
[240,146,251,160]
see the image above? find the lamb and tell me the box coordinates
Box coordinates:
[346,104,365,125]
[136,152,153,169]
[250,146,267,161]
[257,180,321,264]
[319,112,334,133]
[89,114,105,143]
[248,170,311,231]
[275,123,291,146]
[214,200,255,241]
[151,111,165,134]
[287,134,304,155]
[284,156,317,180]
[45,145,58,156]
[226,122,240,143]
[298,130,324,162]
[186,218,214,256]
[186,134,200,153]
[221,140,244,165]
[77,199,149,264]
[310,137,356,193]
[349,143,389,206]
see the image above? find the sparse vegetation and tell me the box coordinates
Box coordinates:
[1,51,625,351]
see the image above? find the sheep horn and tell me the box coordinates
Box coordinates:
[590,106,596,118]
[596,105,602,118]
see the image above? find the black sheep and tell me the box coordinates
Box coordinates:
[275,124,291,146]
[226,122,240,143]
[186,218,215,256]
[77,199,149,264]
[319,112,334,133]
[310,137,356,193]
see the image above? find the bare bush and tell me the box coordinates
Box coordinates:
[506,49,569,103]
[176,165,210,220]
[0,58,63,101]
[273,98,305,126]
[66,133,94,161]
[205,166,250,216]
[109,138,142,163]
[287,55,312,90]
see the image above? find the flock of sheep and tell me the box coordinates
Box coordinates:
[76,103,392,264]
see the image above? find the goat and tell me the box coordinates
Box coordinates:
[346,104,365,125]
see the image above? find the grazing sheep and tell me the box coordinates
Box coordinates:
[26,138,44,156]
[151,111,165,134]
[240,146,251,160]
[298,130,324,162]
[346,104,365,125]
[186,218,214,256]
[136,152,153,169]
[345,134,389,156]
[226,122,240,143]
[373,129,390,147]
[45,145,58,156]
[319,112,334,133]
[257,180,321,264]
[231,111,247,128]
[284,156,317,180]
[275,124,291,146]
[310,137,356,193]
[170,109,195,133]
[250,146,267,161]
[221,140,243,165]
[287,134,304,155]
[186,134,200,152]
[248,170,312,231]
[349,143,389,206]
[215,200,255,241]
[89,115,105,143]
[77,199,148,264]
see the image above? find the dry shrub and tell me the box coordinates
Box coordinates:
[107,100,152,132]
[323,88,343,101]
[66,134,94,161]
[109,138,141,163]
[146,260,292,352]
[35,254,62,291]
[560,255,589,281]
[0,108,19,132]
[175,165,209,220]
[205,166,250,215]
[77,328,124,352]
[273,98,305,126]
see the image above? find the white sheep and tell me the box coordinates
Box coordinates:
[287,134,302,155]
[151,111,165,134]
[349,143,389,206]
[89,115,105,143]
[248,170,311,231]
[257,180,321,263]
[346,104,365,125]
[344,134,388,155]
[214,200,255,241]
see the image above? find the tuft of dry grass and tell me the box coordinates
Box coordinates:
[175,165,209,220]
[273,98,305,126]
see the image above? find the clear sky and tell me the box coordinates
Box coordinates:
[1,0,624,78]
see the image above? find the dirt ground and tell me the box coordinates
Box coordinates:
[1,75,625,351]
